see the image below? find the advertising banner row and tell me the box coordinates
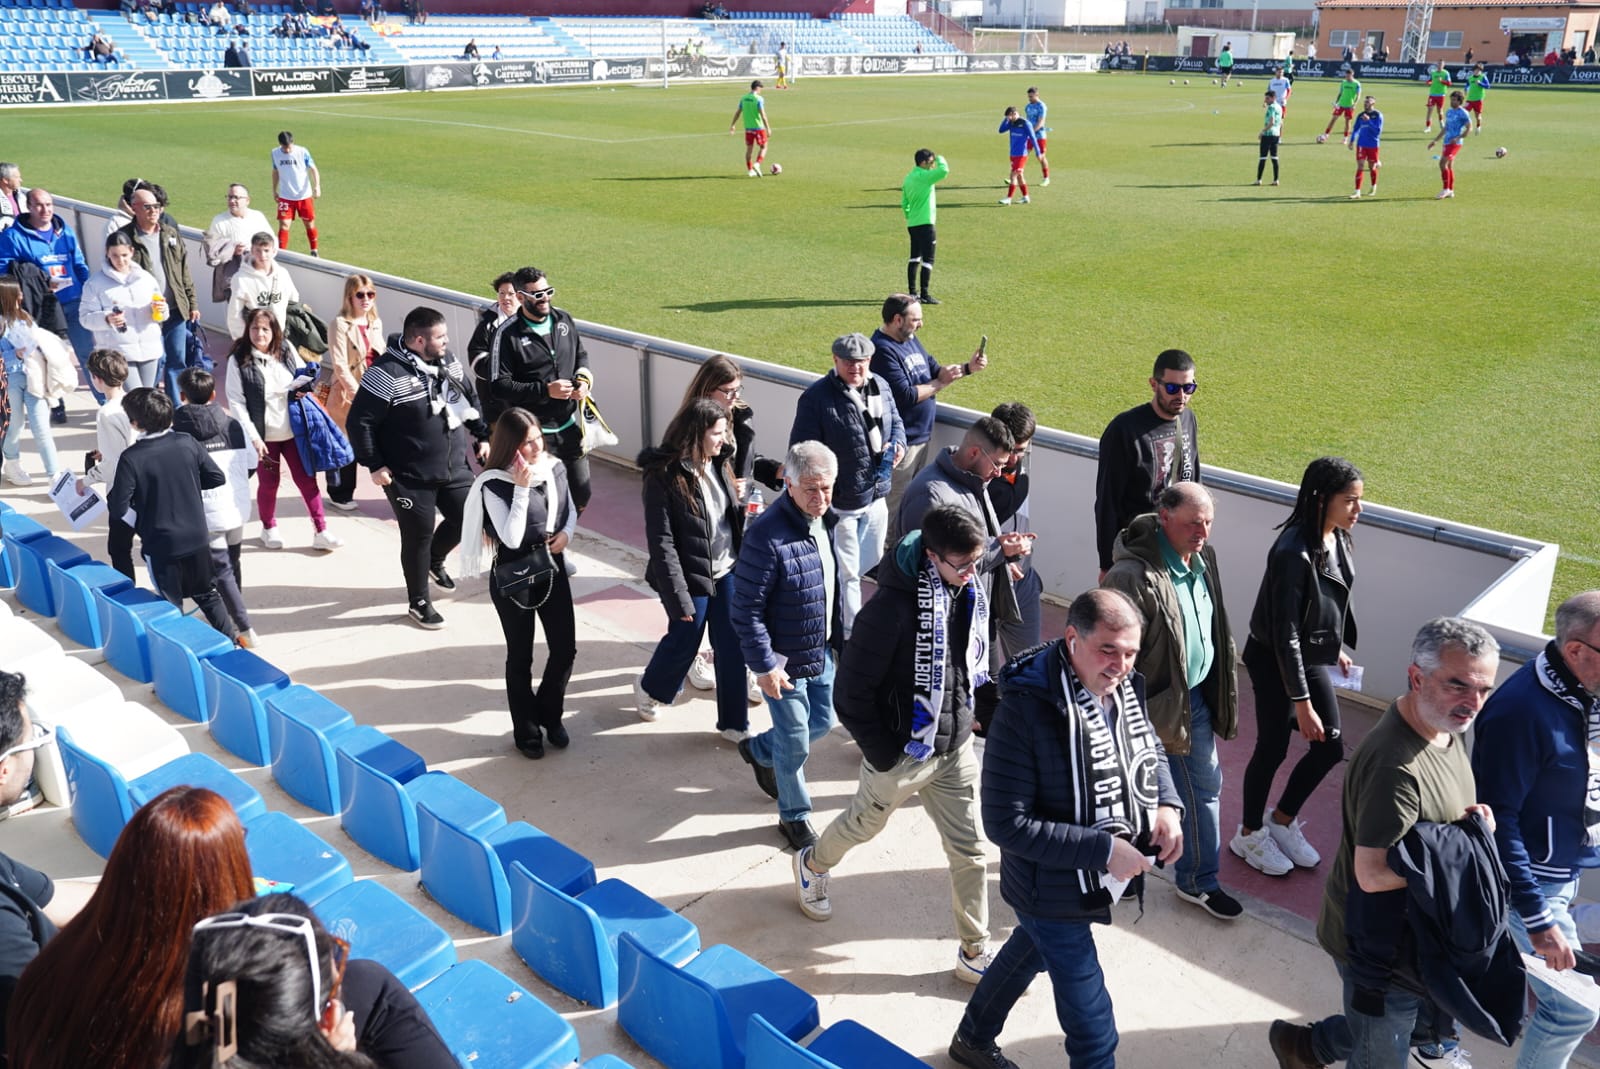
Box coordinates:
[1,48,1590,106]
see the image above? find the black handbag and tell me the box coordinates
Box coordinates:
[493,543,558,610]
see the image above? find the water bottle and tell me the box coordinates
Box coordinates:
[745,485,764,518]
[111,305,127,334]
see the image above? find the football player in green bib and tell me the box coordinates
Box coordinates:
[1424,63,1451,132]
[1464,62,1490,132]
[1322,70,1362,143]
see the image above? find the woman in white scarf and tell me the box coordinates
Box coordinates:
[78,231,164,389]
[460,408,577,760]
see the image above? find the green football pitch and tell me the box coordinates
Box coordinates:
[9,73,1597,607]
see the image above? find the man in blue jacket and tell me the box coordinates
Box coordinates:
[0,188,97,413]
[731,440,843,851]
[789,332,904,638]
[1472,590,1600,1069]
[950,588,1182,1069]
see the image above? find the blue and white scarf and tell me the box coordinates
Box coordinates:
[906,553,989,761]
[1536,643,1600,847]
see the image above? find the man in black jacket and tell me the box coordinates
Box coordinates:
[108,387,237,639]
[482,267,593,513]
[1093,348,1200,579]
[346,306,489,629]
[793,505,993,984]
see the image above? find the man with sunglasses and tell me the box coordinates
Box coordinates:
[482,266,593,515]
[1094,348,1201,581]
[115,182,202,405]
[792,505,996,984]
[1467,591,1600,1069]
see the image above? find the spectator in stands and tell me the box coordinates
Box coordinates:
[82,348,136,576]
[116,183,203,404]
[730,439,844,852]
[105,178,170,238]
[633,398,749,739]
[0,188,97,413]
[79,231,164,390]
[346,306,490,630]
[6,785,256,1069]
[86,29,119,65]
[459,408,577,759]
[225,35,252,66]
[491,44,502,60]
[0,163,25,232]
[207,0,230,26]
[466,271,517,378]
[462,38,480,60]
[1231,456,1362,877]
[360,0,376,22]
[202,184,270,303]
[227,307,342,553]
[0,279,66,487]
[227,232,300,340]
[316,273,384,511]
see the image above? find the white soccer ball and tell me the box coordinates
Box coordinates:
[1316,133,1328,143]
[1169,78,1175,84]
[770,162,783,175]
[1183,79,1190,85]
[1494,146,1508,158]
[1212,78,1218,85]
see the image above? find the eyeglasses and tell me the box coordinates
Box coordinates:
[132,201,162,211]
[935,552,982,578]
[354,290,376,299]
[1159,381,1199,396]
[520,287,555,301]
[713,384,743,399]
[0,721,52,764]
[1573,637,1600,659]
[976,450,1009,476]
[319,936,350,1030]
[192,913,329,1018]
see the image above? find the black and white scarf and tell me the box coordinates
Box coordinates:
[907,554,989,761]
[1057,655,1162,897]
[839,372,887,462]
[1535,643,1600,847]
[403,349,478,430]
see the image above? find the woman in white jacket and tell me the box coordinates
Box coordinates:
[226,232,299,340]
[0,278,70,485]
[78,231,164,389]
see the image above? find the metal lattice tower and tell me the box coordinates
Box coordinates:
[1400,0,1435,62]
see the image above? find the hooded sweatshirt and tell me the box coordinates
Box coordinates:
[172,401,256,534]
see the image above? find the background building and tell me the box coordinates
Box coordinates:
[1314,0,1598,62]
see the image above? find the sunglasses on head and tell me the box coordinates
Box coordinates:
[1159,382,1199,396]
[0,721,52,764]
[191,913,344,1022]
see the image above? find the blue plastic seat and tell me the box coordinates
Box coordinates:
[58,726,266,858]
[201,648,291,765]
[314,879,456,989]
[96,585,181,683]
[244,810,353,905]
[338,760,496,873]
[48,560,133,649]
[510,863,699,1008]
[617,936,819,1069]
[264,684,355,812]
[12,532,89,616]
[581,1058,641,1069]
[747,1015,932,1069]
[415,960,580,1069]
[148,613,234,722]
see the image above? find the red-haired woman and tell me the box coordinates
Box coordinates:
[5,785,256,1069]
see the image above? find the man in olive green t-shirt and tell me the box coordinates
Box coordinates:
[1270,617,1499,1069]
[900,148,949,305]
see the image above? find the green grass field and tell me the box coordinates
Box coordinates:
[9,72,1597,608]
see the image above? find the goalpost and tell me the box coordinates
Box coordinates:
[970,26,1050,53]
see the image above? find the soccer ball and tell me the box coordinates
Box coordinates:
[1183,79,1190,85]
[1169,79,1175,84]
[1212,78,1218,85]
[769,163,783,175]
[1495,146,1508,158]
[1316,133,1328,143]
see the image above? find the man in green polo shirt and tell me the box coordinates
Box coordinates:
[900,148,949,305]
[1102,481,1241,919]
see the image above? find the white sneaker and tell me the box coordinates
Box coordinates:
[2,460,33,486]
[687,652,716,691]
[1019,195,1030,204]
[747,168,759,177]
[997,197,1011,205]
[260,526,283,549]
[719,728,749,743]
[1266,812,1322,867]
[747,670,764,705]
[325,498,359,512]
[793,845,831,921]
[236,628,261,649]
[1229,824,1294,876]
[633,677,662,722]
[312,530,344,551]
[1040,176,1050,186]
[954,945,992,985]
[1349,190,1362,199]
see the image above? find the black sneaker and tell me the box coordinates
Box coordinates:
[428,563,456,590]
[516,738,545,759]
[949,1033,1019,1069]
[408,601,445,630]
[1175,886,1244,921]
[50,403,68,426]
[920,292,941,306]
[738,738,779,800]
[778,818,817,851]
[1268,1020,1322,1069]
[544,722,570,749]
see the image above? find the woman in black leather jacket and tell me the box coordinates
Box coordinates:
[1231,456,1363,876]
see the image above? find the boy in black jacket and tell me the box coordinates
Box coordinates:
[108,388,239,640]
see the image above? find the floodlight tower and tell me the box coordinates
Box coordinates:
[1400,0,1435,61]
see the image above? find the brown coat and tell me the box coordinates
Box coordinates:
[318,312,383,427]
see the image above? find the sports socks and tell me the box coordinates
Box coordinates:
[276,227,290,249]
[306,224,319,253]
[907,259,919,294]
[919,264,931,294]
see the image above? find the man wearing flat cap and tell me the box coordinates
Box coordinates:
[789,332,905,638]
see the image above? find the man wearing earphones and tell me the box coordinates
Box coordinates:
[949,588,1182,1069]
[1094,348,1201,581]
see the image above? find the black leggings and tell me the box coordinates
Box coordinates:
[490,563,577,749]
[1239,636,1343,831]
[383,473,472,606]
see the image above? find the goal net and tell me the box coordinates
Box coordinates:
[970,26,1050,53]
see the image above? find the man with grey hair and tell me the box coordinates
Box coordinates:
[201,183,272,302]
[730,440,843,851]
[1102,481,1240,920]
[1272,617,1499,1069]
[1471,591,1600,1069]
[0,164,25,231]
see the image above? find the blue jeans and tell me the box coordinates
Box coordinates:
[831,498,886,638]
[957,910,1117,1069]
[745,651,835,822]
[1169,687,1221,895]
[1510,876,1600,1069]
[59,299,106,405]
[2,375,60,476]
[1309,963,1426,1069]
[639,571,749,734]
[157,316,191,403]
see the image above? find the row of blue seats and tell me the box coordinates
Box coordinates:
[0,499,932,1069]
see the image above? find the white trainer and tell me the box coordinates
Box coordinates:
[954,945,993,984]
[633,677,662,722]
[1040,176,1050,186]
[793,846,831,921]
[687,652,716,691]
[1266,812,1322,867]
[1229,824,1294,876]
[997,197,1011,205]
[312,530,344,551]
[747,670,764,705]
[1349,190,1362,199]
[719,728,749,743]
[260,526,284,549]
[1019,195,1030,204]
[2,460,32,486]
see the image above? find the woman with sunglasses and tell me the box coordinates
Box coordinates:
[1230,456,1363,878]
[317,274,384,511]
[179,893,453,1069]
[7,785,256,1069]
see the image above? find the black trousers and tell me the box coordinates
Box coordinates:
[108,517,136,579]
[1238,636,1344,828]
[549,423,591,514]
[149,548,238,640]
[382,472,472,606]
[489,561,577,748]
[327,460,358,504]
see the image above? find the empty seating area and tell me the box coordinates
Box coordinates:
[0,0,144,72]
[831,13,959,54]
[377,14,571,62]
